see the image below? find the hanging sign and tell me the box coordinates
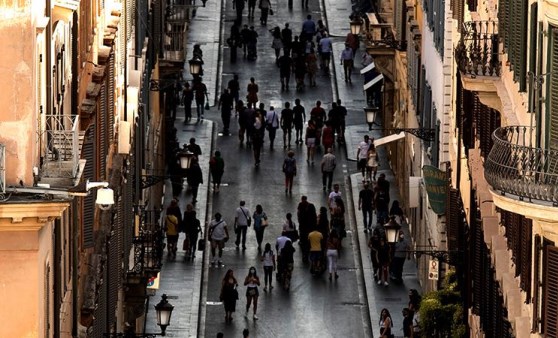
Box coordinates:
[422,165,447,215]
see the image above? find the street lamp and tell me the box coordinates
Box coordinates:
[364,107,379,130]
[177,150,194,169]
[188,58,203,76]
[383,217,401,243]
[154,294,174,336]
[350,17,364,35]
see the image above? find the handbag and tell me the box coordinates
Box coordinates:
[204,102,210,110]
[262,218,269,227]
[269,8,274,15]
[197,238,206,251]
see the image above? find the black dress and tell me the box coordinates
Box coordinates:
[221,279,238,312]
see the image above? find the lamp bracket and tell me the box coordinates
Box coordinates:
[392,128,435,141]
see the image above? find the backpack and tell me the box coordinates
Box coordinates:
[283,157,296,175]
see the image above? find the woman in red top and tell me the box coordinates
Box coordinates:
[321,121,335,151]
[246,77,259,107]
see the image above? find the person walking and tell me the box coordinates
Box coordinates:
[356,135,371,179]
[377,236,391,286]
[247,0,257,18]
[164,204,180,260]
[228,74,241,105]
[340,43,354,83]
[182,81,194,123]
[330,196,346,241]
[359,182,374,231]
[233,0,246,23]
[209,212,229,266]
[246,77,259,107]
[305,120,318,164]
[293,53,307,91]
[247,26,259,59]
[220,269,238,323]
[192,77,208,120]
[326,229,341,280]
[281,23,293,56]
[240,24,251,57]
[244,267,261,320]
[229,20,242,62]
[306,48,318,87]
[183,203,202,259]
[280,101,294,148]
[321,121,335,151]
[260,243,276,291]
[275,231,292,280]
[186,158,203,204]
[234,201,251,250]
[402,308,414,338]
[186,137,202,159]
[320,148,336,192]
[252,111,264,166]
[279,239,295,290]
[390,230,411,283]
[318,32,332,70]
[258,0,271,25]
[282,212,299,243]
[375,183,390,225]
[278,51,293,91]
[328,183,342,210]
[282,150,297,194]
[218,89,234,135]
[265,106,279,149]
[293,99,306,144]
[379,309,394,338]
[390,200,405,224]
[270,27,284,63]
[366,145,379,181]
[209,151,225,193]
[301,15,316,42]
[310,100,327,132]
[308,226,324,274]
[368,227,381,280]
[252,204,268,251]
[336,99,348,143]
[297,195,317,262]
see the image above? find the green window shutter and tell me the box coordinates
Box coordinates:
[549,27,558,150]
[451,0,464,31]
[498,0,509,51]
[529,3,538,75]
[543,245,558,336]
[82,126,96,249]
[517,0,528,91]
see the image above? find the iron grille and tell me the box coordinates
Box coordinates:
[40,114,80,178]
[129,210,164,275]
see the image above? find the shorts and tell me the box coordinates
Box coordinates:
[309,251,322,262]
[357,158,367,170]
[306,137,316,147]
[211,239,226,249]
[246,286,259,297]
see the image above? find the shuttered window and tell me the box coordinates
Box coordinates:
[499,0,528,91]
[407,21,421,113]
[543,245,558,336]
[425,0,445,55]
[532,235,541,333]
[82,126,96,248]
[451,0,464,32]
[446,188,461,263]
[422,83,432,129]
[549,27,558,150]
[417,66,426,116]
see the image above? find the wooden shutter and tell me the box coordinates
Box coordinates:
[472,211,483,314]
[82,126,96,248]
[446,188,460,263]
[99,81,107,180]
[549,27,558,150]
[520,217,533,301]
[529,4,538,75]
[533,235,541,332]
[499,0,509,50]
[108,57,115,146]
[543,245,558,336]
[451,0,464,32]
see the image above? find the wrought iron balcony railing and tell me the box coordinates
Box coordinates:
[455,21,501,78]
[484,126,558,205]
[129,210,164,276]
[39,114,80,179]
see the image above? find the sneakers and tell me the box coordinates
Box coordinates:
[218,260,223,267]
[384,281,389,286]
[253,314,259,320]
[377,280,382,285]
[263,287,267,292]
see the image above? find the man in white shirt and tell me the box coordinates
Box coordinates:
[209,212,229,266]
[234,200,251,250]
[276,231,292,256]
[266,106,280,149]
[318,32,332,69]
[356,135,371,179]
[328,183,342,210]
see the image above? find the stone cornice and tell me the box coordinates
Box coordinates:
[0,202,70,231]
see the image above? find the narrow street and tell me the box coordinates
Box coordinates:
[200,0,372,337]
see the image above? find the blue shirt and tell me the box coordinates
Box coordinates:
[302,19,316,35]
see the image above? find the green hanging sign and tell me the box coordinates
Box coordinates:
[422,165,447,215]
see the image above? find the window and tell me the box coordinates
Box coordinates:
[548,26,558,150]
[543,244,558,335]
[425,0,445,55]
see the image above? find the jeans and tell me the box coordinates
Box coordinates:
[322,170,333,191]
[327,249,338,274]
[362,208,373,229]
[195,98,205,118]
[264,266,273,286]
[235,225,248,247]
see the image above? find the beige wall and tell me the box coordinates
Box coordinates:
[0,230,42,337]
[0,4,37,187]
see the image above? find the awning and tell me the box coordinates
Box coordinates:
[373,132,405,147]
[363,73,384,90]
[360,62,376,74]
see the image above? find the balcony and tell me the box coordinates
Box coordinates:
[39,114,83,187]
[484,126,558,207]
[128,210,164,279]
[162,4,192,62]
[455,21,501,79]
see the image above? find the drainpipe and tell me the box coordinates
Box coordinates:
[71,10,79,337]
[46,0,52,120]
